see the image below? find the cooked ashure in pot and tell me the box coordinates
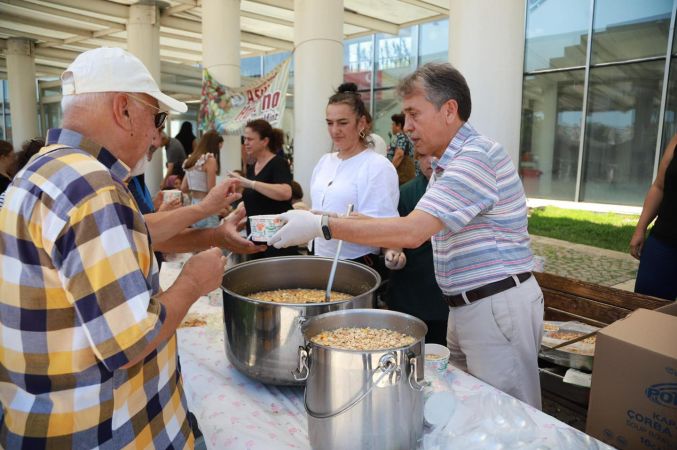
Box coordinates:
[310,327,416,350]
[249,288,352,304]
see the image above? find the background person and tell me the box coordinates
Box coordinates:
[0,140,15,195]
[0,138,44,209]
[161,130,186,188]
[310,82,399,276]
[365,110,387,157]
[630,133,677,300]
[269,63,543,409]
[181,129,221,228]
[388,112,416,185]
[230,118,298,258]
[175,120,196,155]
[0,46,224,449]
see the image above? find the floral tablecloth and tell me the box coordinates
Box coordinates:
[162,257,611,449]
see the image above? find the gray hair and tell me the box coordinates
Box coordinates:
[396,62,472,121]
[60,92,112,116]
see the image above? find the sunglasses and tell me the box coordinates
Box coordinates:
[127,94,168,129]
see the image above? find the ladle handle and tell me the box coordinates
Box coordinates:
[324,204,354,302]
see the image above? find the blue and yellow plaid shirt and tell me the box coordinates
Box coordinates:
[0,129,193,449]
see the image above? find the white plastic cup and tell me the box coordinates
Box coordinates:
[533,255,546,272]
[163,189,182,204]
[249,214,284,242]
[425,343,451,378]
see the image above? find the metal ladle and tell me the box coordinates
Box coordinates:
[324,204,354,302]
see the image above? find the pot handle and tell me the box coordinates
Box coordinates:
[305,352,398,419]
[408,354,425,391]
[292,346,309,381]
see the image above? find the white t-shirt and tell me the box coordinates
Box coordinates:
[310,149,399,259]
[370,133,387,157]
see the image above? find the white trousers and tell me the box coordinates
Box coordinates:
[446,276,544,409]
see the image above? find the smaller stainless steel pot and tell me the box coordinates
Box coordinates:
[295,309,427,450]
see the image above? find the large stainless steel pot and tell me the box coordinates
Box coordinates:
[221,256,380,385]
[295,309,427,450]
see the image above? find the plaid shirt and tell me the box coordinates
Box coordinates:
[0,129,193,449]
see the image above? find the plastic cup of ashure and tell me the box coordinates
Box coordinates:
[424,343,451,377]
[249,215,284,242]
[163,189,182,204]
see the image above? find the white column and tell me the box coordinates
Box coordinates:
[448,0,525,164]
[128,2,162,195]
[6,38,38,149]
[202,0,241,177]
[294,0,344,199]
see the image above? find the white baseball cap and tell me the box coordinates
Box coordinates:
[61,47,187,113]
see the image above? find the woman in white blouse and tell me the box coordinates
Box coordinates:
[310,82,399,271]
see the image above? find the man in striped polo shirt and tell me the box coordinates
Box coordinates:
[270,62,544,409]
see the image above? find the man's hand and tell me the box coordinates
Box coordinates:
[199,179,241,215]
[384,249,407,270]
[158,198,181,212]
[268,210,322,248]
[179,247,227,296]
[215,207,266,254]
[629,228,645,260]
[227,170,254,189]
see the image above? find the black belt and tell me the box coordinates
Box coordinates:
[443,272,532,307]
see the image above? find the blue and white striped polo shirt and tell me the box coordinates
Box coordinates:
[415,123,534,295]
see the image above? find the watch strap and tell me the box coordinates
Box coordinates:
[321,214,332,240]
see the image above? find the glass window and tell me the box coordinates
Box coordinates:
[524,0,591,72]
[344,36,374,90]
[241,56,261,78]
[263,51,292,74]
[372,88,403,147]
[375,27,417,89]
[591,0,672,64]
[520,70,585,200]
[661,59,677,153]
[419,19,448,65]
[581,61,665,205]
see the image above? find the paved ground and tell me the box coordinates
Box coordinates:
[530,235,638,291]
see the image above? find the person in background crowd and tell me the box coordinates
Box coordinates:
[386,152,448,345]
[269,63,544,409]
[0,140,15,195]
[0,46,235,449]
[230,118,298,258]
[181,130,221,228]
[630,133,677,300]
[161,131,186,188]
[0,138,44,209]
[175,120,196,155]
[291,180,309,210]
[309,82,399,278]
[389,112,416,185]
[365,110,387,157]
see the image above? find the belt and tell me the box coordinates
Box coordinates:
[443,272,532,307]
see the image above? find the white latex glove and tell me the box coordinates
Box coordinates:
[227,170,254,189]
[384,249,407,270]
[268,210,322,248]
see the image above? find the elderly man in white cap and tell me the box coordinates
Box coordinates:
[0,47,237,448]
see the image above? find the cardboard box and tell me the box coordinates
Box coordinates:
[586,303,677,450]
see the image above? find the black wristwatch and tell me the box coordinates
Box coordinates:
[321,214,332,240]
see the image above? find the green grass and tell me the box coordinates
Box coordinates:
[528,207,640,253]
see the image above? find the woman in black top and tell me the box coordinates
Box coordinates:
[0,140,16,195]
[235,119,298,258]
[630,133,677,300]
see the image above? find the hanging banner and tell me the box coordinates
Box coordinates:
[198,57,291,135]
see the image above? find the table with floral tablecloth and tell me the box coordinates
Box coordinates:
[163,257,612,449]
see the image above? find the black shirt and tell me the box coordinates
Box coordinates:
[243,155,293,222]
[652,148,677,246]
